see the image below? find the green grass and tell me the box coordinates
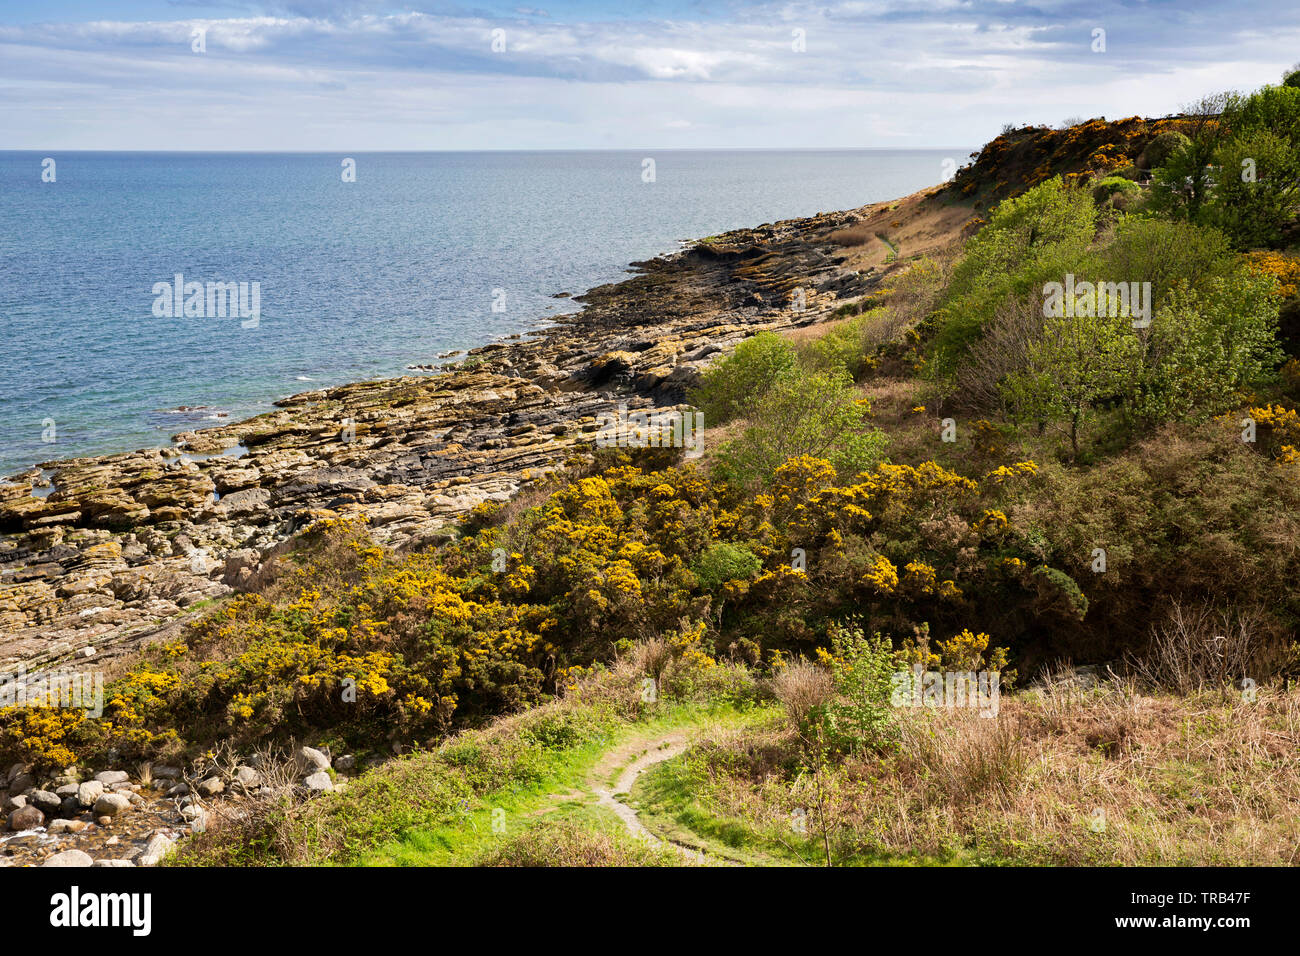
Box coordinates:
[477,806,683,867]
[631,753,968,867]
[626,708,974,868]
[629,750,799,866]
[180,596,223,614]
[348,700,761,866]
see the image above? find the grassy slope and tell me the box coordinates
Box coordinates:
[175,671,771,867]
[630,681,1300,867]
[354,701,762,866]
[178,665,1299,867]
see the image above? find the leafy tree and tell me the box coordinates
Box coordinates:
[1001,296,1140,460]
[1148,93,1240,221]
[1226,83,1300,143]
[932,177,1097,381]
[715,367,887,487]
[689,331,798,424]
[811,622,899,757]
[1094,216,1236,304]
[1208,129,1300,247]
[947,176,1098,297]
[1140,130,1190,169]
[1133,269,1282,424]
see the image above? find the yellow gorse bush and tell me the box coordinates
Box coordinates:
[1250,403,1300,443]
[4,452,1038,769]
[1245,250,1300,298]
[863,554,900,594]
[984,460,1039,482]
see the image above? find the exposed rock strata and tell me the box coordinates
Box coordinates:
[1,193,952,669]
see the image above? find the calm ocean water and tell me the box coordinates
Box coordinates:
[0,149,956,477]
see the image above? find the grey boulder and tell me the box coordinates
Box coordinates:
[302,771,333,792]
[7,805,44,831]
[92,793,132,817]
[42,849,94,867]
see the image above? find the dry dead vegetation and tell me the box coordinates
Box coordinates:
[685,669,1300,866]
[828,186,975,272]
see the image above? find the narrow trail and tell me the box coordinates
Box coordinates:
[585,729,706,863]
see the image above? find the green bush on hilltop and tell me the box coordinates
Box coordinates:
[1146,86,1300,248]
[1138,129,1190,170]
[1207,130,1300,248]
[929,176,1097,384]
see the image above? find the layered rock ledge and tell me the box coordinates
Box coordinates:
[2,188,960,670]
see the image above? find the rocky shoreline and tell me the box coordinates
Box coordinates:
[0,745,353,867]
[0,187,955,674]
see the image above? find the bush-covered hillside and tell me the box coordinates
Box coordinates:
[4,75,1300,842]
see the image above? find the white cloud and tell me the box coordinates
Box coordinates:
[1,1,1298,149]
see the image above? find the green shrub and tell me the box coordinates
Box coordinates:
[1139,130,1190,170]
[1019,425,1300,662]
[1207,129,1300,248]
[1134,268,1282,424]
[1226,84,1300,142]
[1093,216,1236,305]
[1092,176,1141,204]
[799,309,885,379]
[714,367,887,487]
[1031,566,1089,622]
[689,331,798,424]
[999,300,1140,459]
[812,622,899,756]
[930,178,1097,382]
[691,542,762,592]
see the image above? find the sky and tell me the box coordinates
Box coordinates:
[1,0,1298,150]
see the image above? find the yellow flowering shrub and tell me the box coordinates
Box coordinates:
[984,460,1039,482]
[863,554,900,594]
[974,509,1009,535]
[1245,250,1300,298]
[0,707,86,770]
[3,449,1050,769]
[1250,404,1300,443]
[902,561,937,595]
[1247,404,1300,466]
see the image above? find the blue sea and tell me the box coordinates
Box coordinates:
[0,149,957,477]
